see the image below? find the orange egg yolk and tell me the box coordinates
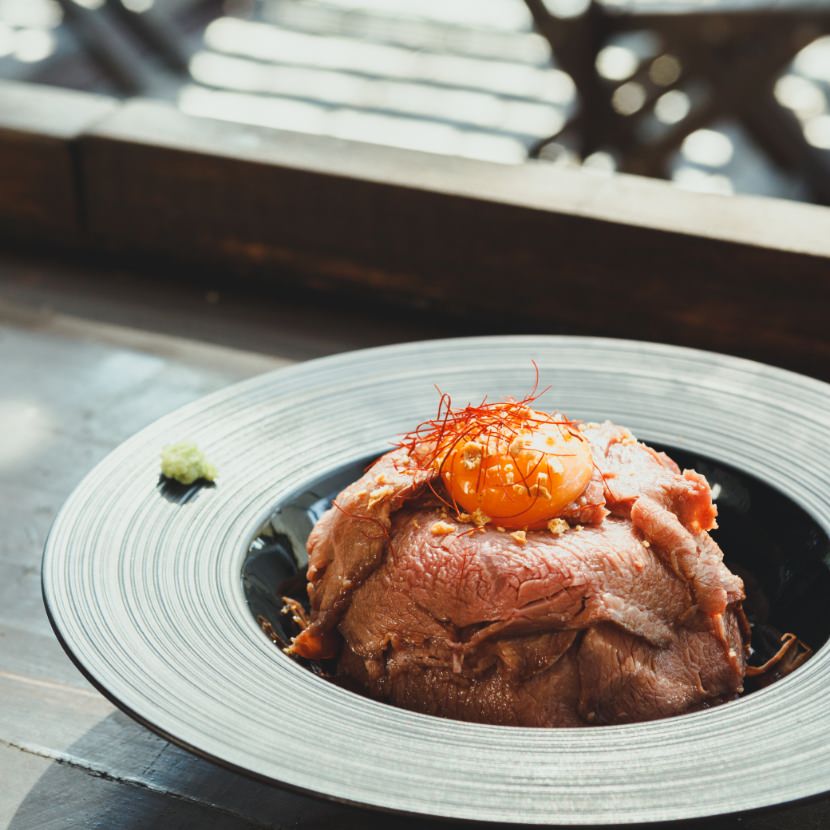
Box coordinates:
[440,411,593,530]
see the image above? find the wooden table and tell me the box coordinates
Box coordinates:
[1,251,829,830]
[0,250,453,829]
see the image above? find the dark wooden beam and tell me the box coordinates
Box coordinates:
[0,81,828,377]
[0,82,114,238]
[79,98,830,376]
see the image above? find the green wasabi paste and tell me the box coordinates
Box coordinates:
[160,441,217,485]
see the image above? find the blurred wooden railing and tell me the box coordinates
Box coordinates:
[1,79,828,378]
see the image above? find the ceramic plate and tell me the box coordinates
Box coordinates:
[42,336,830,825]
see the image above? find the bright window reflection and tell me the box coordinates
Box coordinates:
[681,129,734,167]
[189,52,565,136]
[774,74,826,121]
[183,7,574,165]
[0,400,53,470]
[672,166,734,195]
[0,0,61,27]
[13,27,54,62]
[306,0,531,31]
[121,0,154,12]
[596,45,638,81]
[794,36,830,83]
[203,18,574,105]
[178,84,528,162]
[804,115,830,150]
[0,22,13,57]
[654,89,691,124]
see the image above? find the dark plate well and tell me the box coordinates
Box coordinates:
[242,446,830,699]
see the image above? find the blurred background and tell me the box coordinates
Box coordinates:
[2,0,830,203]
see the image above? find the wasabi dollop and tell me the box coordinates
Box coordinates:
[160,441,217,485]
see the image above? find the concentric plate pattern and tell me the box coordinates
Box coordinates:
[42,337,830,825]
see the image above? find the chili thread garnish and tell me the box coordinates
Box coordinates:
[330,498,390,540]
[394,363,589,526]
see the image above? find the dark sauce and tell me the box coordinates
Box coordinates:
[242,447,830,694]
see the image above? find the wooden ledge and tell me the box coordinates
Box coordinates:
[0,82,115,235]
[2,80,829,376]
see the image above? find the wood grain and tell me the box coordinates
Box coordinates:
[0,676,409,830]
[78,99,830,377]
[1,80,829,377]
[2,250,830,827]
[0,273,430,829]
[0,744,271,830]
[0,250,457,363]
[0,82,113,237]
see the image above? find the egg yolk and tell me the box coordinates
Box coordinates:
[440,410,593,530]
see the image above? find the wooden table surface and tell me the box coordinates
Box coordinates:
[2,250,828,830]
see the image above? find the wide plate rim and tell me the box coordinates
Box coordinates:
[42,335,830,825]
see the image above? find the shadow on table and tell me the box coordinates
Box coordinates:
[6,709,829,830]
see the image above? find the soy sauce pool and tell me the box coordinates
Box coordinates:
[242,446,830,690]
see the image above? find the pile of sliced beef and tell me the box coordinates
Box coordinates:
[291,422,748,726]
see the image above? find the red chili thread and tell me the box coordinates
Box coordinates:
[330,498,390,540]
[391,364,591,526]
